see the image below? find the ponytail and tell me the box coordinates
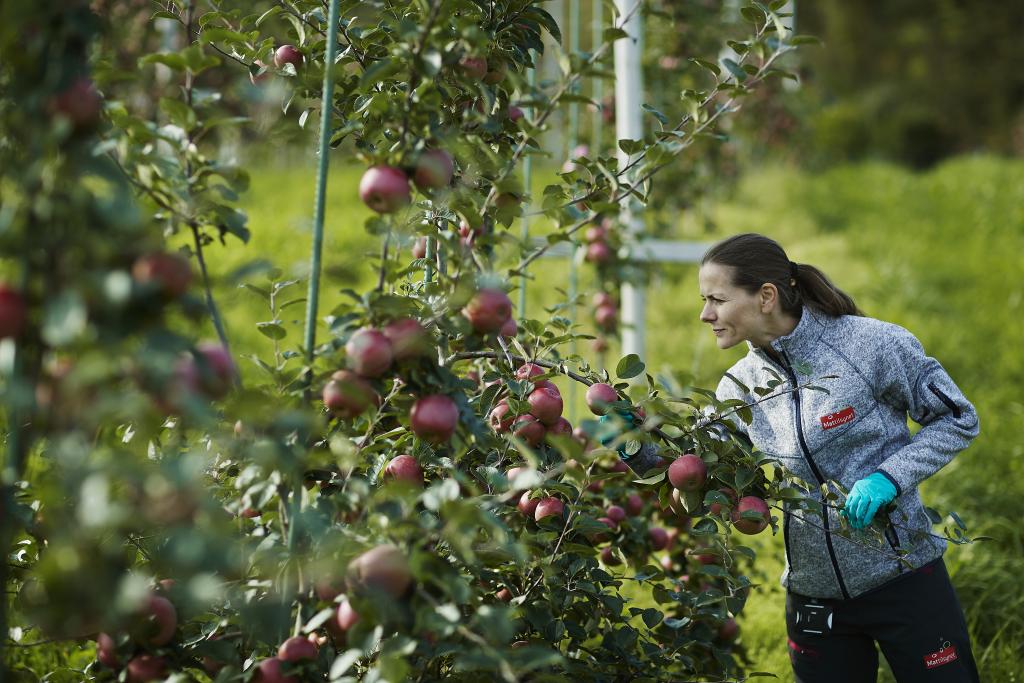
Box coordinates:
[701,233,864,318]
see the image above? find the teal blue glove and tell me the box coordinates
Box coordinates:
[843,472,898,530]
[598,411,639,459]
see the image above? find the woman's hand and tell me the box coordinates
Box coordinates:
[842,472,898,529]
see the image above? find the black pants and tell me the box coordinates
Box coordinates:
[785,558,979,682]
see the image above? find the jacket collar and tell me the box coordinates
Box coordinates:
[747,305,829,362]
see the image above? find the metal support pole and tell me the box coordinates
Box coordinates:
[614,0,646,362]
[303,0,342,383]
[518,55,536,319]
[567,0,581,420]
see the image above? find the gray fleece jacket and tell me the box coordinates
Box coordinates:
[714,306,979,599]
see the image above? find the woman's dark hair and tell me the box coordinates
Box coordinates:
[701,233,864,317]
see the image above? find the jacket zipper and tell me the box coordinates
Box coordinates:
[783,509,794,571]
[779,348,851,600]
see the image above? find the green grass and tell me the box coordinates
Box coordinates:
[184,153,1024,681]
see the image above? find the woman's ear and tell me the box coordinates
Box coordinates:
[759,283,778,313]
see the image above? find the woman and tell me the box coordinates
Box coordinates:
[699,233,980,683]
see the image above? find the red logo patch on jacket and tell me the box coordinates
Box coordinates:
[820,406,855,430]
[923,644,958,669]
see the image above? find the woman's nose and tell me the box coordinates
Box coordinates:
[699,303,714,322]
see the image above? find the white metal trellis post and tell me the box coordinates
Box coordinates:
[614,0,646,361]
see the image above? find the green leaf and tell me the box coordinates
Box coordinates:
[255,6,283,27]
[159,97,196,130]
[140,52,188,71]
[741,6,766,24]
[641,608,663,628]
[240,283,270,301]
[723,372,749,394]
[603,27,628,42]
[617,138,645,155]
[641,103,668,125]
[615,353,645,379]
[256,322,287,340]
[789,34,822,46]
[735,467,755,491]
[722,58,747,82]
[949,510,967,531]
[688,57,720,77]
[329,649,363,679]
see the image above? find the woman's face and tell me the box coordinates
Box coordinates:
[698,263,768,350]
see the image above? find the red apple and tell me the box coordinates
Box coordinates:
[547,417,573,437]
[345,328,393,378]
[649,526,670,551]
[592,516,617,542]
[592,291,614,308]
[336,597,360,631]
[458,56,487,79]
[600,546,621,566]
[594,304,617,331]
[495,587,513,602]
[50,77,102,132]
[411,236,428,259]
[359,166,412,214]
[667,454,707,492]
[626,493,644,516]
[591,337,609,354]
[515,363,546,381]
[512,414,545,447]
[709,487,737,516]
[413,149,454,191]
[499,317,517,337]
[585,225,608,244]
[507,106,524,122]
[488,400,513,433]
[586,241,613,264]
[126,655,168,682]
[585,383,619,415]
[96,632,119,668]
[274,44,303,69]
[384,454,423,486]
[731,496,770,535]
[462,288,513,334]
[517,491,539,517]
[254,657,297,683]
[534,497,565,522]
[718,617,739,642]
[135,594,177,646]
[323,370,379,419]
[194,341,236,399]
[606,505,626,523]
[533,380,559,394]
[346,544,412,599]
[0,285,26,339]
[383,318,431,360]
[132,252,192,298]
[528,386,563,425]
[410,394,459,443]
[278,635,318,662]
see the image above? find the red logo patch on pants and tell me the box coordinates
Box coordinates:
[924,644,958,669]
[820,406,855,430]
